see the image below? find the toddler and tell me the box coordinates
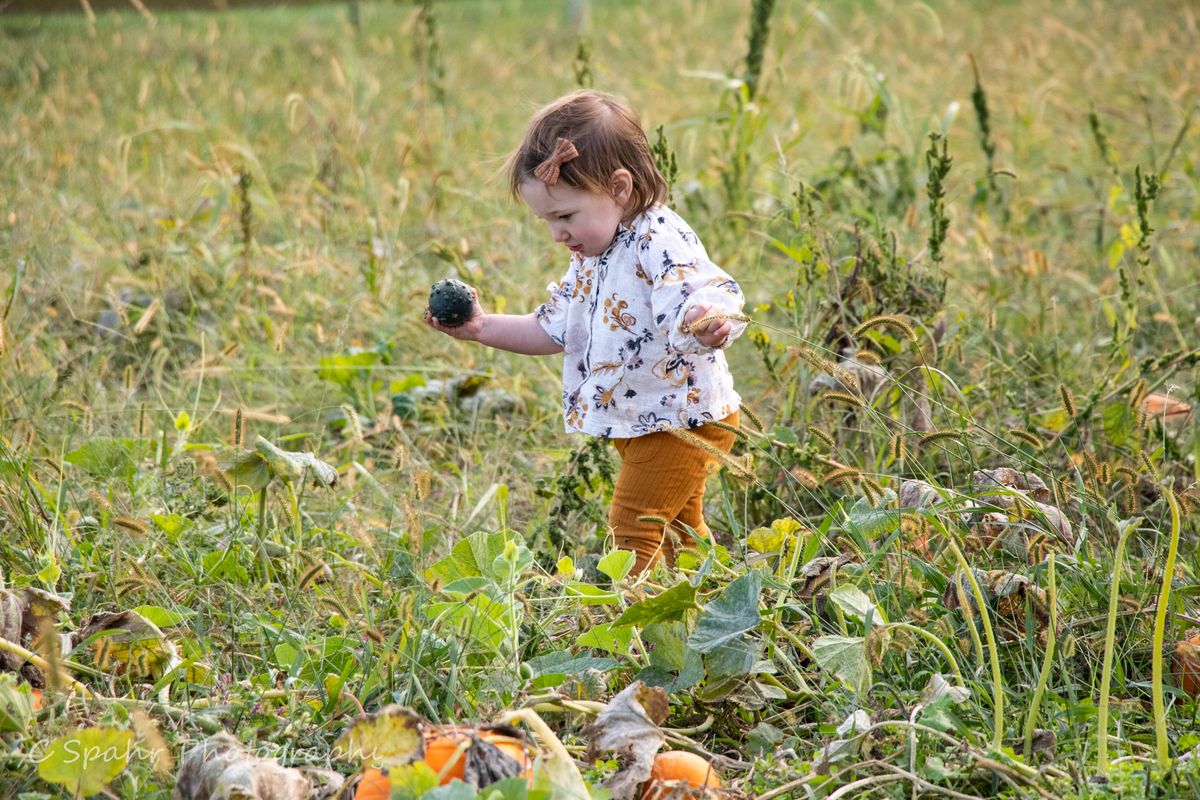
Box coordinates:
[426,90,747,574]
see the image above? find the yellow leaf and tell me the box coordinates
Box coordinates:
[334,705,426,768]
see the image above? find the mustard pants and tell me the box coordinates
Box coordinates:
[609,412,739,574]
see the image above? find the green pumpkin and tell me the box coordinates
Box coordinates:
[428,279,474,327]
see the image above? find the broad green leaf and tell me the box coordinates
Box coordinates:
[425,781,478,800]
[64,438,144,481]
[641,622,704,692]
[0,675,35,733]
[225,450,271,492]
[597,549,635,583]
[38,727,134,797]
[746,527,786,554]
[1103,401,1137,448]
[524,652,619,679]
[828,584,884,626]
[151,513,188,536]
[704,637,758,678]
[132,605,194,628]
[427,595,513,654]
[577,623,633,655]
[644,623,690,672]
[688,571,762,654]
[492,538,534,585]
[613,581,697,626]
[555,556,575,577]
[843,493,899,540]
[564,582,620,606]
[812,635,871,694]
[386,761,440,799]
[317,351,383,396]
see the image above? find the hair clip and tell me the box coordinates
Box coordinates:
[533,137,579,186]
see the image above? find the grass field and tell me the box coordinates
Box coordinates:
[1,1,1199,797]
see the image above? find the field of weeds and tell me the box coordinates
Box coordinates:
[1,1,1198,797]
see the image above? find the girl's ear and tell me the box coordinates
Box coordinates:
[610,169,633,206]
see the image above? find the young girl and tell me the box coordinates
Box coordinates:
[426,90,747,574]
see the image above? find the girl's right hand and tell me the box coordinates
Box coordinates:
[424,285,486,342]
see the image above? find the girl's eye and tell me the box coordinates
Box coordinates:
[557,214,573,221]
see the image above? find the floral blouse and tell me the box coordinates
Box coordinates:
[536,205,746,438]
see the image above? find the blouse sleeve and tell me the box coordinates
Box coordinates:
[535,260,576,348]
[645,222,747,355]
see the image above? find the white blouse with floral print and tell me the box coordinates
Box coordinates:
[536,205,746,438]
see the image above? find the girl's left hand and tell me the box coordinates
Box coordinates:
[684,303,733,349]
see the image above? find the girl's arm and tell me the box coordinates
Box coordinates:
[425,287,563,355]
[472,312,563,355]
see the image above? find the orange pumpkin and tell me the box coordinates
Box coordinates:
[354,728,532,797]
[1140,392,1191,421]
[422,727,531,783]
[1173,633,1200,698]
[354,768,391,800]
[642,751,721,799]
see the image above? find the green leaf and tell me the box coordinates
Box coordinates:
[0,675,35,733]
[225,451,271,492]
[428,595,513,654]
[1103,401,1137,448]
[424,780,479,800]
[524,652,620,679]
[919,695,965,734]
[564,582,621,606]
[613,581,698,626]
[688,571,762,654]
[704,637,758,678]
[596,549,635,583]
[64,438,144,481]
[384,761,441,800]
[150,513,188,536]
[577,623,633,655]
[132,605,194,628]
[843,493,899,540]
[812,635,871,694]
[641,622,704,692]
[317,351,383,396]
[38,727,134,797]
[828,584,884,626]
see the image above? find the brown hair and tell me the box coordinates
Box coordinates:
[508,90,669,218]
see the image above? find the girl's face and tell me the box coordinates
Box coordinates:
[520,171,633,259]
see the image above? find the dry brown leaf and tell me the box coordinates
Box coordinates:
[0,587,70,688]
[972,468,1051,504]
[175,732,342,800]
[585,681,669,800]
[796,554,858,601]
[898,479,941,510]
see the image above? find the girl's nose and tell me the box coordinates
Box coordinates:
[553,226,569,242]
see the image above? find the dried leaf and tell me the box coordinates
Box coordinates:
[898,479,941,510]
[0,587,70,685]
[796,555,857,601]
[972,468,1051,504]
[586,681,669,800]
[175,732,333,800]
